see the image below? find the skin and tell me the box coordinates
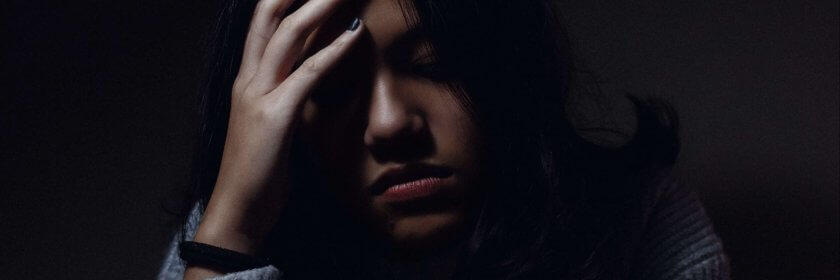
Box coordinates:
[185,0,482,279]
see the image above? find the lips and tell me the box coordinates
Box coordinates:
[368,163,454,201]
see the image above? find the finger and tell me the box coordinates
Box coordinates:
[236,0,296,86]
[267,19,364,107]
[249,0,346,94]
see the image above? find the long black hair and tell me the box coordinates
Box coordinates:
[178,0,680,279]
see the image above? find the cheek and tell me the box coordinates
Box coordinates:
[426,93,483,182]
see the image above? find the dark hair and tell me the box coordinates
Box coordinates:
[179,0,679,279]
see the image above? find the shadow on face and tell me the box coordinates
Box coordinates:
[294,0,484,256]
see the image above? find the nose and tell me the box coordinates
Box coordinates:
[363,72,431,161]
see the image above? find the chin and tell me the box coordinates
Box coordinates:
[385,210,468,256]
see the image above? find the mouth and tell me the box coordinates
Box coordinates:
[368,163,454,202]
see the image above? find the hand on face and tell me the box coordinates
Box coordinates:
[191,0,483,274]
[298,0,483,254]
[193,0,364,257]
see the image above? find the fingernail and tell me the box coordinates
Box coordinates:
[347,17,361,31]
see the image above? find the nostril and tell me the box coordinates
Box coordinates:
[364,111,433,162]
[363,112,425,146]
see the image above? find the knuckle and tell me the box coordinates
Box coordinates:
[277,15,305,36]
[254,103,276,121]
[242,100,277,124]
[232,80,245,94]
[233,74,250,86]
[232,79,250,97]
[332,37,347,49]
[300,58,322,73]
[230,91,249,108]
[250,23,273,41]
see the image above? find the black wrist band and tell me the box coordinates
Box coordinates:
[178,241,270,272]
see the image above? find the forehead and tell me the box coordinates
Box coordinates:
[302,0,421,63]
[358,0,413,49]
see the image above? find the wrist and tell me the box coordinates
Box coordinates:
[193,219,262,256]
[194,203,275,256]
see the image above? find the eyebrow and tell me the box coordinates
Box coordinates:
[385,26,434,60]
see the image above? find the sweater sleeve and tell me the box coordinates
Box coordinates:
[156,204,283,280]
[634,181,731,280]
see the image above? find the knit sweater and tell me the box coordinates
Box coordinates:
[157,181,730,279]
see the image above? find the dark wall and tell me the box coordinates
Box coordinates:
[558,1,839,279]
[3,1,215,278]
[3,0,837,279]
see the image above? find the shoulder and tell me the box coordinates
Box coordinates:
[632,178,731,280]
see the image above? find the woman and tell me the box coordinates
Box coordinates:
[158,0,729,279]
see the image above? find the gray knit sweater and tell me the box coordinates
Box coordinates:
[157,181,730,279]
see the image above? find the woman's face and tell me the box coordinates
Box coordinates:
[298,0,482,253]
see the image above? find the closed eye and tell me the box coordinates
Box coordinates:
[412,62,444,80]
[409,54,449,81]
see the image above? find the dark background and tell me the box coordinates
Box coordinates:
[2,0,837,279]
